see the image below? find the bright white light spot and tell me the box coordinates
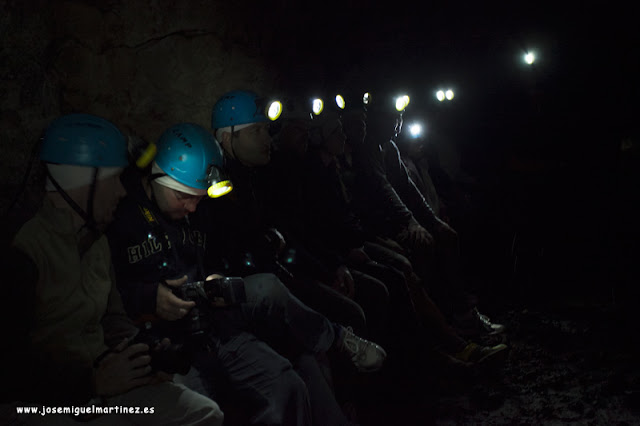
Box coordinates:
[395,95,410,112]
[436,90,445,102]
[208,181,233,198]
[267,101,282,120]
[363,92,371,105]
[312,98,324,115]
[409,123,422,138]
[335,94,345,109]
[445,89,454,100]
[524,52,535,64]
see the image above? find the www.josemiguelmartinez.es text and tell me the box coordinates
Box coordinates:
[16,405,155,416]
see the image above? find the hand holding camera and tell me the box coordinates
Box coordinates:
[177,276,247,307]
[156,275,196,321]
[129,330,191,375]
[155,275,247,337]
[93,337,158,397]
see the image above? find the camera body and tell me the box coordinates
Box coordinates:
[130,328,191,375]
[173,277,247,337]
[176,277,247,306]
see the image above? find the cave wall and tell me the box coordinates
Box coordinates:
[0,0,283,235]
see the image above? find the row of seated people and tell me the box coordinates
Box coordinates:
[1,89,507,425]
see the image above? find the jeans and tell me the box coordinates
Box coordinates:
[192,273,352,426]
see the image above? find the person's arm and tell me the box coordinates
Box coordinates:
[108,238,194,322]
[103,264,141,347]
[106,213,164,319]
[384,140,439,230]
[0,248,95,405]
[358,142,416,233]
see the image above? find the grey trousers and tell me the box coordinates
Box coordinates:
[192,273,352,426]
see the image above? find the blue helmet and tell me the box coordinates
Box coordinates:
[155,123,231,197]
[211,90,270,130]
[40,113,128,167]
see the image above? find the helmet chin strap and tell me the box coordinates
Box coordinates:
[229,125,240,161]
[46,167,99,232]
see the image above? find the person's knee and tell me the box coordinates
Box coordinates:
[354,272,390,304]
[244,273,290,306]
[199,400,224,426]
[343,297,367,334]
[396,255,414,276]
[183,398,224,426]
[381,263,408,289]
[282,368,308,395]
[257,369,310,425]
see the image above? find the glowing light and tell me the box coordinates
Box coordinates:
[267,101,283,121]
[312,98,324,115]
[363,92,371,105]
[136,143,157,169]
[445,89,454,100]
[335,94,346,109]
[408,123,423,138]
[207,180,233,198]
[524,52,535,65]
[436,90,445,102]
[395,95,410,112]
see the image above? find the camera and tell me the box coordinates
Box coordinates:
[130,327,192,375]
[176,277,247,306]
[173,277,247,337]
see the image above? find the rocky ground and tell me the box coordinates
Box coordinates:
[357,297,640,426]
[435,304,640,425]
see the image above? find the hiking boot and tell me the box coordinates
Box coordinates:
[474,308,506,334]
[454,307,506,337]
[337,326,387,372]
[452,342,508,365]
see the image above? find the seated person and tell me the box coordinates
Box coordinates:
[107,122,386,425]
[208,90,376,338]
[344,109,505,337]
[292,112,507,369]
[1,114,223,425]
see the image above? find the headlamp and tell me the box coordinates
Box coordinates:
[408,123,423,138]
[205,165,233,198]
[524,52,535,65]
[312,98,324,116]
[266,100,283,121]
[395,95,410,112]
[363,92,371,105]
[335,94,346,110]
[436,89,455,101]
[136,143,157,169]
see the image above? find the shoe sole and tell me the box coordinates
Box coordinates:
[475,345,509,365]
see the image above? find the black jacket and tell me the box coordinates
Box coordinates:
[207,154,335,283]
[107,167,211,319]
[382,138,439,231]
[346,137,417,238]
[297,150,366,270]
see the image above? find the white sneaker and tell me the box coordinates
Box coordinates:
[337,326,387,372]
[474,308,506,334]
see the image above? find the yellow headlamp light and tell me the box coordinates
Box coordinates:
[312,98,324,116]
[395,95,410,112]
[208,180,233,198]
[266,100,283,121]
[205,165,233,198]
[135,143,157,169]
